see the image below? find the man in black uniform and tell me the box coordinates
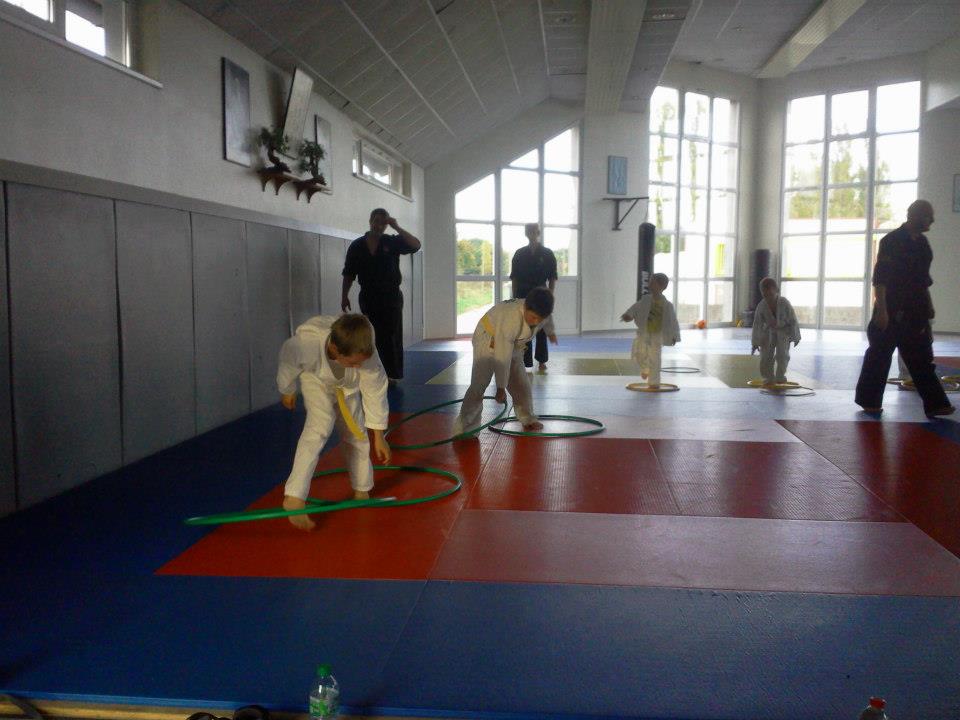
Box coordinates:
[341,208,421,382]
[855,199,954,418]
[510,223,558,371]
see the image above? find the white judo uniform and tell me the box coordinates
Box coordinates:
[622,294,681,386]
[453,299,554,434]
[277,316,389,500]
[752,296,801,384]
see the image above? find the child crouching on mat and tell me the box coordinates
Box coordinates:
[751,277,801,386]
[277,314,391,531]
[453,287,556,435]
[621,273,681,389]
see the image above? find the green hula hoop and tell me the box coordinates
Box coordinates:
[184,465,461,526]
[383,396,508,450]
[487,414,605,438]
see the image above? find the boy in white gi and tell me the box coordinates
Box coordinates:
[277,314,391,531]
[620,273,681,389]
[751,277,801,386]
[452,287,556,435]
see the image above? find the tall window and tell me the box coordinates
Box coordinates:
[649,87,739,324]
[454,127,580,334]
[781,81,920,328]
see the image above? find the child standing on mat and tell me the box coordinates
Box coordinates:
[751,277,801,386]
[620,273,681,389]
[277,314,391,531]
[452,287,556,435]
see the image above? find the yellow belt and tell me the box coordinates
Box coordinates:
[335,387,366,440]
[481,315,495,335]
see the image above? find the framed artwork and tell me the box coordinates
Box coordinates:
[315,115,333,189]
[608,155,627,195]
[221,58,250,166]
[954,174,960,213]
[281,67,314,159]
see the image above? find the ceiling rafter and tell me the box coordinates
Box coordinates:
[427,0,488,114]
[490,0,522,96]
[537,0,551,74]
[339,0,456,137]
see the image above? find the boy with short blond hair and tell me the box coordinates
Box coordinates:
[621,273,680,389]
[751,277,801,386]
[277,314,391,531]
[453,287,557,435]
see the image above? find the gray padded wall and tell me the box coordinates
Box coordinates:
[116,201,195,463]
[320,235,349,315]
[400,254,413,347]
[0,188,13,515]
[246,222,289,411]
[411,251,424,343]
[288,229,319,331]
[192,213,250,434]
[7,184,121,508]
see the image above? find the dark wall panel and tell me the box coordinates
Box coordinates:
[400,253,413,347]
[320,235,348,316]
[0,188,13,515]
[116,201,195,463]
[288,229,319,331]
[411,251,423,344]
[246,222,289,411]
[7,184,121,507]
[192,213,249,434]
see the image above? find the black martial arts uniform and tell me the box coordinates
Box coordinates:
[509,244,558,368]
[854,224,950,414]
[343,234,418,380]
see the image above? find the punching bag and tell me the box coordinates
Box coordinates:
[637,222,656,298]
[749,249,771,311]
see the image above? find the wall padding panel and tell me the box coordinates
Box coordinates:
[320,235,349,316]
[0,188,14,515]
[116,201,195,464]
[192,213,249,434]
[400,253,413,347]
[7,184,121,508]
[246,222,289,411]
[288,230,319,331]
[411,251,423,344]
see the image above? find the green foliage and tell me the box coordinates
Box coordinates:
[456,283,491,315]
[298,140,326,179]
[456,238,493,276]
[258,126,290,155]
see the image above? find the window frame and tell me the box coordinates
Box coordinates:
[352,137,412,200]
[778,81,921,330]
[649,87,741,326]
[453,124,582,336]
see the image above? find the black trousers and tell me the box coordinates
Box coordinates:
[855,316,949,413]
[359,288,404,379]
[523,328,549,367]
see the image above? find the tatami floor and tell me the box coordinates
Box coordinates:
[2,329,960,719]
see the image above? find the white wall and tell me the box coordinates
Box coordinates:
[0,0,423,238]
[926,36,960,111]
[754,51,960,332]
[423,98,583,339]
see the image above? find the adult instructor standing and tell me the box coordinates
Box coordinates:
[342,208,421,381]
[854,199,954,418]
[510,223,558,371]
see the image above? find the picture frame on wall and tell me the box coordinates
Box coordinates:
[281,67,314,159]
[315,115,333,190]
[221,58,250,166]
[954,174,960,213]
[608,155,627,195]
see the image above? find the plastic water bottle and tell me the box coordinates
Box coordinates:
[859,697,889,719]
[308,664,339,720]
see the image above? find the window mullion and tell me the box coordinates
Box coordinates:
[818,97,830,329]
[863,86,878,329]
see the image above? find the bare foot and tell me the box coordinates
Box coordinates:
[648,384,660,390]
[523,421,544,432]
[538,363,547,373]
[354,489,370,500]
[283,496,316,531]
[641,372,649,380]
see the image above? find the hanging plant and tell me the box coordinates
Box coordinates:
[298,140,327,185]
[258,125,291,172]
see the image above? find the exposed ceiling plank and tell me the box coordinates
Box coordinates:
[427,0,488,114]
[758,0,868,78]
[537,0,551,73]
[490,0,522,96]
[584,0,648,113]
[338,0,456,137]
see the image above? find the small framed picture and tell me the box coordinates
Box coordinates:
[315,115,333,190]
[608,155,627,195]
[221,58,250,166]
[954,174,960,213]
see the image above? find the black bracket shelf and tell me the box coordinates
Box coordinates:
[603,196,648,231]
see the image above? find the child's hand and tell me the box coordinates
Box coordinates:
[793,340,800,347]
[548,333,558,345]
[495,387,507,404]
[751,346,759,355]
[620,313,631,322]
[281,393,297,410]
[372,431,391,465]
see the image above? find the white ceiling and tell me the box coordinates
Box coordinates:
[180,0,960,167]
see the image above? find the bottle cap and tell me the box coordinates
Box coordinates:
[317,663,332,677]
[869,698,885,709]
